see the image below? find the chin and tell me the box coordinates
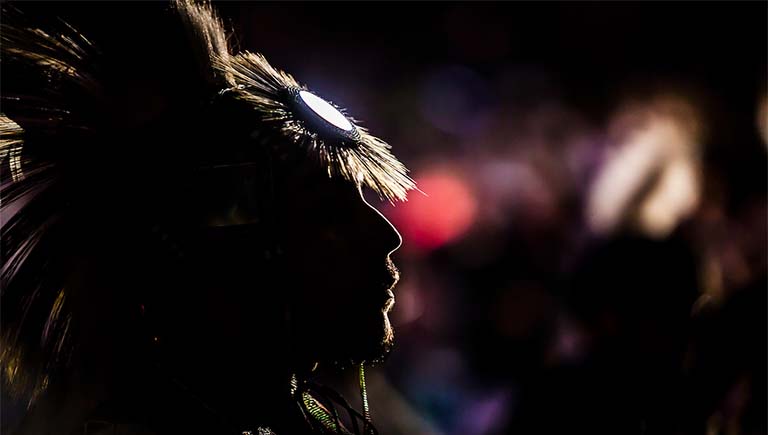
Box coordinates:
[365,311,395,365]
[321,311,395,369]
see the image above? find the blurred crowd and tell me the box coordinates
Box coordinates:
[217,3,766,434]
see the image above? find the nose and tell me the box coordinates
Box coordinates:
[358,187,403,257]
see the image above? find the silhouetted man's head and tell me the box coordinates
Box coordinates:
[0,2,413,433]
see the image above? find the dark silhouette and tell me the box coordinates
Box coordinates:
[1,2,413,434]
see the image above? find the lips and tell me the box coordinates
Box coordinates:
[382,289,396,312]
[382,259,399,311]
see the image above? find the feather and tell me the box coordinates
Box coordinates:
[217,52,415,201]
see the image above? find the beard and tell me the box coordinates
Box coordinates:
[292,295,395,370]
[358,303,395,365]
[290,258,400,369]
[327,302,395,369]
[332,266,398,367]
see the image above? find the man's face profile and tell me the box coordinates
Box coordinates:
[195,135,404,369]
[279,169,403,366]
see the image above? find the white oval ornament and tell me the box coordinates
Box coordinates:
[298,90,354,132]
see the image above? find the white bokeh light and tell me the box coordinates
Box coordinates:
[298,90,354,132]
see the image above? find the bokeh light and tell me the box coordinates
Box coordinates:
[586,96,702,238]
[388,168,478,251]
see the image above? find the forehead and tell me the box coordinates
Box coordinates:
[190,135,363,229]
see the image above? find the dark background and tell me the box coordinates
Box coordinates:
[216,2,767,435]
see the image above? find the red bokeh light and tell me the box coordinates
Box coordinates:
[390,168,478,251]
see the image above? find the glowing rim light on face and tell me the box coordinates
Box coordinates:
[298,90,354,132]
